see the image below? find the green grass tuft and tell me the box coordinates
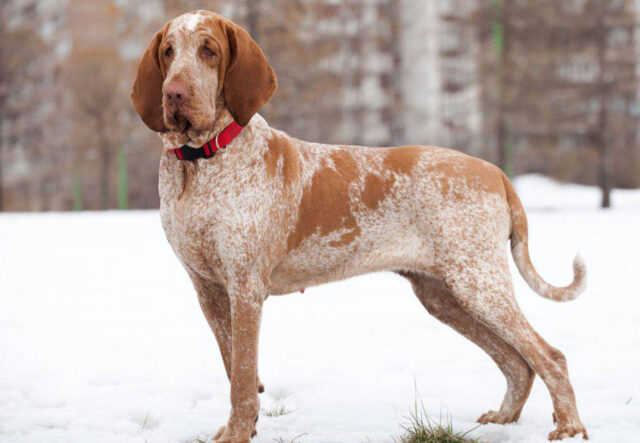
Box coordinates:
[397,393,481,443]
[262,399,293,417]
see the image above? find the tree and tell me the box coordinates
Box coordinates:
[474,0,638,207]
[70,56,125,209]
[0,7,62,211]
[589,0,636,207]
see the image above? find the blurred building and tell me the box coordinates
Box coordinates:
[1,0,640,211]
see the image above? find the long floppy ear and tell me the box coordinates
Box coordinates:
[222,21,277,126]
[131,29,167,132]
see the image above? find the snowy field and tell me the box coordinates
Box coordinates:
[1,175,639,443]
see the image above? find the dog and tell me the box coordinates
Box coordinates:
[131,10,588,442]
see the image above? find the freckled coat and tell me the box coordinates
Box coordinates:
[160,114,583,300]
[132,10,588,443]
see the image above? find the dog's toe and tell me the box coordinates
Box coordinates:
[548,422,588,441]
[477,410,517,425]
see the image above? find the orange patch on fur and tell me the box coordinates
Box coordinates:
[382,145,506,203]
[329,150,359,182]
[287,150,360,251]
[361,173,395,210]
[265,133,300,186]
[383,146,423,175]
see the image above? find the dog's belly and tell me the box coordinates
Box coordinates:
[269,216,436,295]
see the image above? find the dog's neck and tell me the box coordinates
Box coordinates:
[158,106,236,151]
[158,110,274,188]
[158,112,273,201]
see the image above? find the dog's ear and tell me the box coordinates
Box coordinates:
[131,27,168,132]
[221,20,277,126]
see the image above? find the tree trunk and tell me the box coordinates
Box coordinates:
[596,5,611,208]
[597,115,611,208]
[496,117,507,172]
[0,145,3,212]
[493,0,511,175]
[0,94,5,211]
[388,0,405,145]
[598,140,611,208]
[100,134,111,210]
[246,0,260,43]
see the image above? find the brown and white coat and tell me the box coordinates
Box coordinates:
[131,10,588,442]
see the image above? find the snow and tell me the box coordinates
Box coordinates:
[1,174,639,443]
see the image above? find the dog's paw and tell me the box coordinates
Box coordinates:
[213,437,251,443]
[212,418,258,442]
[212,426,252,443]
[548,422,588,440]
[477,410,518,425]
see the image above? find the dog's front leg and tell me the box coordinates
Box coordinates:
[213,278,265,443]
[192,276,266,395]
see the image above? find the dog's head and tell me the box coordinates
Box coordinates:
[131,11,277,138]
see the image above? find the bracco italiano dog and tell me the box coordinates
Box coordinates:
[131,10,588,442]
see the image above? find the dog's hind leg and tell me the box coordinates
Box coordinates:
[400,271,535,424]
[440,258,587,440]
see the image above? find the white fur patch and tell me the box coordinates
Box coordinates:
[185,12,204,31]
[170,11,206,33]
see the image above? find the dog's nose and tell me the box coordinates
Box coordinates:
[164,83,189,106]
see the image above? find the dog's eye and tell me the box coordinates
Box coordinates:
[164,47,173,58]
[202,47,216,58]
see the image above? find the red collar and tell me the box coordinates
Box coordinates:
[169,121,243,161]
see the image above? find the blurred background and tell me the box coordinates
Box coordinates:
[1,0,639,211]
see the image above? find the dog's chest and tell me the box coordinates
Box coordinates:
[159,193,222,280]
[158,156,227,279]
[157,148,294,283]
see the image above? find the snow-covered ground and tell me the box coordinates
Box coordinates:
[1,175,639,443]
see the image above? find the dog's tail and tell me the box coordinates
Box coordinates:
[502,173,586,301]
